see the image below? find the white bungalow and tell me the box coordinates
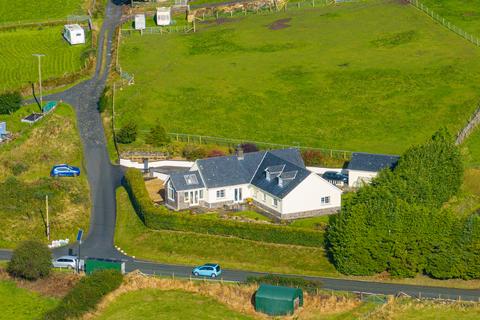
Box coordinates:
[165,148,342,220]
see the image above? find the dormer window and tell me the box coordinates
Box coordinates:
[265,165,285,182]
[277,171,297,187]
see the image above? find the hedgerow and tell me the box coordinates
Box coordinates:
[122,169,325,247]
[246,274,323,293]
[327,129,480,279]
[45,270,123,320]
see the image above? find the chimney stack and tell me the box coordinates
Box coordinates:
[236,145,244,160]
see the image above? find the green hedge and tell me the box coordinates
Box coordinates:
[45,270,123,320]
[246,274,323,293]
[123,168,325,247]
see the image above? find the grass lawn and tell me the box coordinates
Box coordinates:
[0,280,58,320]
[289,215,330,230]
[96,289,253,320]
[116,0,480,154]
[115,188,338,276]
[0,104,90,248]
[421,0,480,37]
[0,0,86,25]
[0,26,91,92]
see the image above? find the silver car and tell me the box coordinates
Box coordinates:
[52,255,84,270]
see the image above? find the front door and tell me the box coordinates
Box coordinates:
[234,188,243,202]
[190,190,199,205]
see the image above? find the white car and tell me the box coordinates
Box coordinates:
[52,255,84,270]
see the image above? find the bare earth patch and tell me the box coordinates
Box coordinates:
[268,18,291,30]
[145,178,164,203]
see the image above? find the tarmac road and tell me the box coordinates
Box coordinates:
[2,0,479,303]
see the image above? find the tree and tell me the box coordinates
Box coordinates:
[0,91,22,114]
[7,240,51,280]
[116,121,137,144]
[145,123,170,147]
[240,143,259,153]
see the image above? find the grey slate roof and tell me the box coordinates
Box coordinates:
[347,152,400,172]
[169,170,205,191]
[251,152,310,199]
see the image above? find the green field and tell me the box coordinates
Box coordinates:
[116,0,480,154]
[96,289,253,320]
[421,0,480,36]
[0,104,90,248]
[115,188,338,276]
[0,0,85,25]
[0,280,58,320]
[0,26,91,92]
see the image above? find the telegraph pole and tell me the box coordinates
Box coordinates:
[32,54,45,108]
[46,195,50,241]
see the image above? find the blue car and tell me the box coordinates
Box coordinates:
[192,263,222,278]
[50,164,81,177]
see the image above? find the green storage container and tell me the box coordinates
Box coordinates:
[255,284,303,316]
[85,258,125,275]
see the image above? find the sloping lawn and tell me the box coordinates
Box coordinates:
[0,104,90,248]
[116,0,480,154]
[0,0,85,25]
[96,289,253,320]
[0,280,58,320]
[115,188,338,276]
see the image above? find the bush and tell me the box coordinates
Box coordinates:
[0,91,22,114]
[97,87,110,113]
[116,121,137,144]
[240,143,259,153]
[326,129,472,279]
[145,123,170,147]
[301,150,325,166]
[45,270,123,320]
[7,240,51,280]
[246,274,322,293]
[207,149,225,158]
[123,168,325,247]
[182,144,207,160]
[11,162,29,176]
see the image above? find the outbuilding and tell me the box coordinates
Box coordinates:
[347,152,399,187]
[255,284,303,316]
[63,24,85,45]
[156,7,171,26]
[135,14,146,30]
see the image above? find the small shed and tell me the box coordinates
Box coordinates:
[135,14,146,30]
[255,284,303,316]
[63,24,85,45]
[156,7,171,26]
[85,258,125,275]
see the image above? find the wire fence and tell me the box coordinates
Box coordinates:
[168,132,353,159]
[408,0,480,47]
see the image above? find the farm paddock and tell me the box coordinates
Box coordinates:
[115,0,480,156]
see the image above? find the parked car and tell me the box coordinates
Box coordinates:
[322,171,348,186]
[192,263,222,278]
[50,164,81,177]
[52,255,84,270]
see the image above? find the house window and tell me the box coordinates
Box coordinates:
[263,193,266,202]
[216,189,225,199]
[272,198,278,207]
[321,196,331,205]
[184,192,189,202]
[199,189,204,199]
[167,183,175,201]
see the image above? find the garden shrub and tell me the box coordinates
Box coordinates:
[0,91,22,114]
[45,270,123,320]
[240,143,259,153]
[327,129,477,279]
[301,150,325,166]
[123,168,325,247]
[207,149,225,157]
[7,240,51,280]
[116,121,137,144]
[182,144,207,160]
[146,123,170,147]
[247,274,322,293]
